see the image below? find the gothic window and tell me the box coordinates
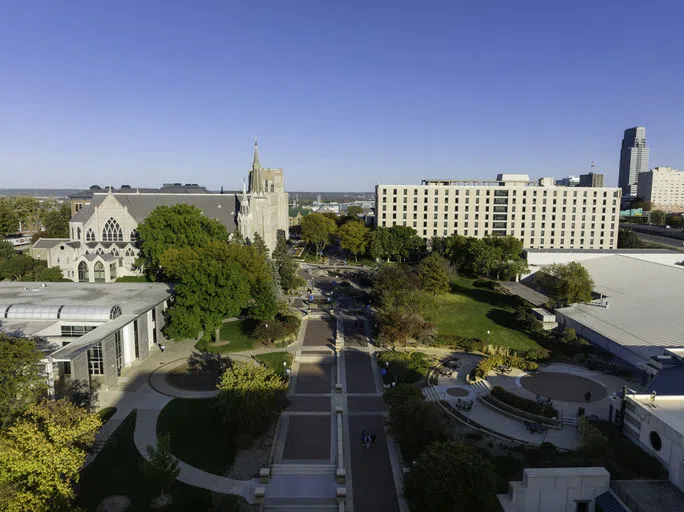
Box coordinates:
[94,261,106,282]
[77,227,81,240]
[125,247,135,257]
[86,229,95,242]
[102,218,123,242]
[111,248,119,256]
[95,248,104,255]
[130,229,139,242]
[78,261,89,282]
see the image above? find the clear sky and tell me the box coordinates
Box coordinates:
[1,1,682,192]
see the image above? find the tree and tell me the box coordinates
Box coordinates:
[0,334,47,428]
[141,434,180,499]
[666,213,684,228]
[418,253,451,295]
[338,220,370,261]
[33,203,72,241]
[250,232,269,259]
[12,197,42,233]
[650,209,666,225]
[447,234,526,280]
[618,228,644,248]
[301,213,337,259]
[346,205,364,217]
[0,241,17,262]
[389,397,448,462]
[370,226,423,262]
[216,364,288,436]
[272,237,301,292]
[136,204,229,279]
[536,262,594,307]
[403,441,499,512]
[0,198,18,236]
[248,278,278,321]
[0,399,101,512]
[561,326,577,343]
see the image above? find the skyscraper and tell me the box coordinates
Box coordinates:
[618,126,649,197]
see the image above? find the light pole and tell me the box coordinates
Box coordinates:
[487,330,491,346]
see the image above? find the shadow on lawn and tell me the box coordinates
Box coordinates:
[449,281,524,310]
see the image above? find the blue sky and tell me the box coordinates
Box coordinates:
[1,1,682,192]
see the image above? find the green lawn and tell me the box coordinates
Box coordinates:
[436,276,540,352]
[254,351,293,379]
[377,351,431,384]
[78,412,213,511]
[208,319,259,353]
[156,397,236,476]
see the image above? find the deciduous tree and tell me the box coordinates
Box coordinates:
[404,441,499,512]
[272,237,300,291]
[536,262,594,307]
[141,434,180,499]
[301,213,337,259]
[0,334,46,427]
[338,220,370,261]
[216,364,288,436]
[0,400,101,512]
[418,253,451,295]
[346,205,364,217]
[389,397,448,461]
[650,209,666,225]
[137,204,229,279]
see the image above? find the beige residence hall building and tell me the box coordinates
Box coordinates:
[376,174,622,249]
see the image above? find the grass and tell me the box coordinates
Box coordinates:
[377,351,431,384]
[157,397,236,476]
[96,407,117,424]
[254,351,293,379]
[205,319,259,353]
[165,362,218,391]
[435,275,540,352]
[78,411,213,511]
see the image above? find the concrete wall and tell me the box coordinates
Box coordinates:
[102,335,117,389]
[71,351,89,387]
[136,314,150,359]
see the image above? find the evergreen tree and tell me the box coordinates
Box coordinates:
[141,434,180,498]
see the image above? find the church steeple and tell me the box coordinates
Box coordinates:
[250,138,265,194]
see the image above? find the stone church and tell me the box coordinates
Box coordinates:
[32,142,288,283]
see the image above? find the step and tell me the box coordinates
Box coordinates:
[264,498,338,511]
[563,416,578,426]
[297,354,335,363]
[271,463,337,476]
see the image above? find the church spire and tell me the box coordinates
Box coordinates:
[250,138,265,194]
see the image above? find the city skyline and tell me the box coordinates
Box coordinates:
[1,1,683,191]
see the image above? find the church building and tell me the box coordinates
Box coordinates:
[32,142,288,282]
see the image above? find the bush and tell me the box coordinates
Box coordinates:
[384,384,423,408]
[433,334,484,352]
[475,354,539,378]
[525,348,551,362]
[389,397,448,461]
[490,386,557,418]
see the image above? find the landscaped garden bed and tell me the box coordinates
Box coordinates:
[490,386,558,418]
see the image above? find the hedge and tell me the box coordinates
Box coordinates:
[433,334,484,353]
[491,386,557,418]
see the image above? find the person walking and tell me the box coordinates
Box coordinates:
[370,433,377,447]
[361,429,367,448]
[584,390,591,403]
[159,343,166,354]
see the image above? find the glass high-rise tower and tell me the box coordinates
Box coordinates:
[618,126,649,197]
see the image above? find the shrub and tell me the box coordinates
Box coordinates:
[475,354,538,378]
[490,386,558,418]
[389,398,448,461]
[433,334,483,352]
[377,351,431,384]
[384,383,423,408]
[525,348,551,362]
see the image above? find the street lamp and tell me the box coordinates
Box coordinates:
[487,330,491,345]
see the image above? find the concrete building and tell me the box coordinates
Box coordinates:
[32,141,289,282]
[579,173,605,188]
[619,127,649,198]
[637,167,684,212]
[556,175,580,187]
[376,174,621,249]
[0,281,171,396]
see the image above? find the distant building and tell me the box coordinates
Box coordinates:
[288,207,312,227]
[637,167,684,212]
[376,174,621,250]
[33,142,288,282]
[619,127,649,197]
[579,172,605,188]
[556,175,580,187]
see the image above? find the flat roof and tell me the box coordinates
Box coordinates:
[630,395,684,434]
[0,282,172,360]
[556,255,684,362]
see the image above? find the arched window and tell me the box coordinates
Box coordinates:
[95,248,104,255]
[102,218,123,242]
[130,229,139,242]
[78,261,89,282]
[86,229,95,242]
[111,248,119,256]
[77,227,81,240]
[125,247,135,257]
[94,261,106,282]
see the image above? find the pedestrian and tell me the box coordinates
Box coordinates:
[360,429,367,448]
[584,390,591,403]
[371,433,377,447]
[159,343,166,354]
[364,433,371,449]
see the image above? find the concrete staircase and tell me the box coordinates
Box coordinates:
[270,464,336,476]
[264,468,339,512]
[263,496,338,511]
[296,352,335,364]
[562,415,578,426]
[470,379,492,397]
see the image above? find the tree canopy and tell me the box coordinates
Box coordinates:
[32,203,72,241]
[617,228,644,248]
[418,253,451,295]
[370,226,423,262]
[0,252,64,282]
[0,334,47,428]
[388,397,448,461]
[650,209,666,225]
[0,399,101,512]
[403,441,499,512]
[346,205,364,217]
[447,234,527,280]
[136,204,229,279]
[338,220,370,261]
[272,237,301,292]
[216,364,288,436]
[141,434,180,498]
[536,261,594,307]
[301,213,337,259]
